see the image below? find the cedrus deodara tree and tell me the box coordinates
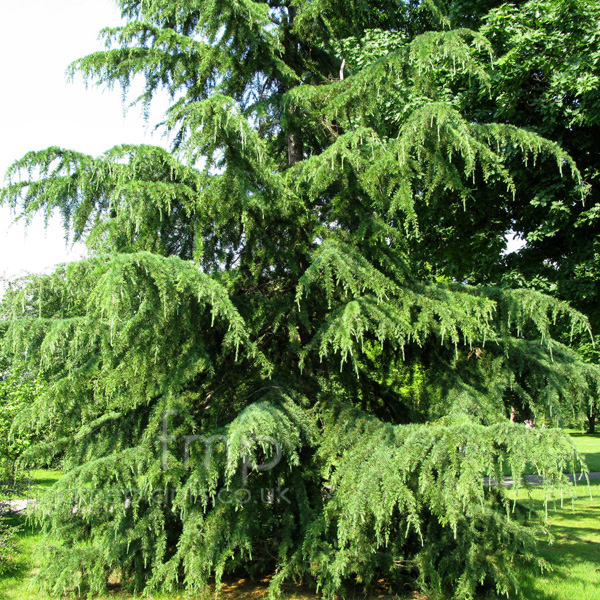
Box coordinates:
[1,1,598,598]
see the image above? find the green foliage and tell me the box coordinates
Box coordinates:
[0,358,38,488]
[1,0,598,598]
[416,0,600,411]
[0,514,18,575]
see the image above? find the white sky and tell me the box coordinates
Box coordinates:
[0,0,169,288]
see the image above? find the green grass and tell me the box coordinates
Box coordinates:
[25,470,64,491]
[0,469,64,502]
[0,511,44,600]
[499,432,599,478]
[508,479,600,600]
[569,432,600,473]
[0,469,62,600]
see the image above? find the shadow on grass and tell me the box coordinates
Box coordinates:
[1,471,62,503]
[507,482,600,600]
[26,478,58,491]
[569,433,600,472]
[515,543,600,600]
[580,453,600,473]
[0,512,42,600]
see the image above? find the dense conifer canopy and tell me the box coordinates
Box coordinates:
[1,0,599,597]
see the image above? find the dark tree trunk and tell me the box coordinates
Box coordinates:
[587,409,596,434]
[287,132,303,166]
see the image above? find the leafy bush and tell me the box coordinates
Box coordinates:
[0,358,38,490]
[0,514,18,575]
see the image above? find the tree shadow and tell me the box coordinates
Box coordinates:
[580,453,600,473]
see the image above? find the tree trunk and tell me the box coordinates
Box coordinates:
[287,132,303,166]
[587,409,596,434]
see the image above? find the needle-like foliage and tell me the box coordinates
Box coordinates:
[1,1,598,598]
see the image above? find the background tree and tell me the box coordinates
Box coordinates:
[0,353,38,489]
[0,1,598,598]
[411,0,600,430]
[483,0,600,432]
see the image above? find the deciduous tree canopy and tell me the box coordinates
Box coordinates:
[1,0,599,598]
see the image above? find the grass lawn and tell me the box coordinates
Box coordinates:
[569,432,600,473]
[509,479,600,600]
[0,511,46,600]
[2,438,600,600]
[0,470,64,503]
